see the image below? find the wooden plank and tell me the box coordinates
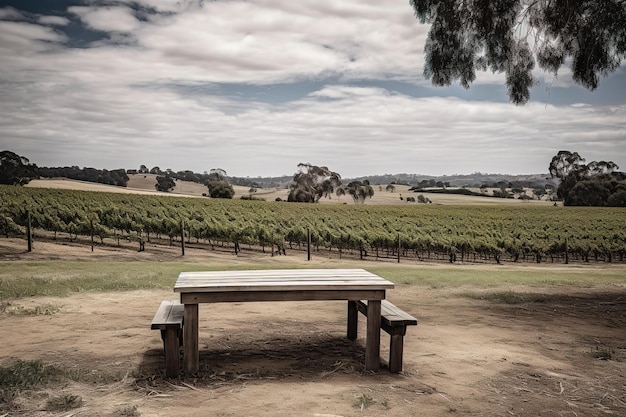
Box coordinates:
[164,326,180,377]
[151,300,184,329]
[183,303,199,375]
[358,300,417,327]
[151,300,173,328]
[174,269,394,293]
[181,290,386,304]
[365,299,381,371]
[347,300,358,340]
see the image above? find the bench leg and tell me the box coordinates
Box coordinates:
[183,303,199,375]
[164,326,180,377]
[347,300,358,340]
[388,332,405,373]
[365,300,381,371]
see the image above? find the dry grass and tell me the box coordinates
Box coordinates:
[28,176,551,206]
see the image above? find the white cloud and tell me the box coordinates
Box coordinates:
[0,6,25,20]
[38,15,71,26]
[0,0,624,177]
[69,6,140,33]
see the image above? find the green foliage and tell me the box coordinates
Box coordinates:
[337,180,375,204]
[288,163,342,203]
[207,180,234,199]
[1,186,625,264]
[410,1,626,104]
[155,175,175,192]
[0,150,38,185]
[549,151,625,206]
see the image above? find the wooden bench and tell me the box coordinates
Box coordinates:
[348,300,417,373]
[151,300,184,377]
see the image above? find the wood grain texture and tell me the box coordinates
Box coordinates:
[174,269,394,293]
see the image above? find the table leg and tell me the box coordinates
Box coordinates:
[365,299,381,371]
[183,303,199,375]
[347,300,358,340]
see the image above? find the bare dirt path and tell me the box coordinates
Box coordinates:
[1,239,625,416]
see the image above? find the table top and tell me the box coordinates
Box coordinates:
[174,268,394,293]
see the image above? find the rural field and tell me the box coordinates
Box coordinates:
[1,180,625,416]
[27,175,551,206]
[1,238,625,416]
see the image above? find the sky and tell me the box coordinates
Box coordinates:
[1,0,624,178]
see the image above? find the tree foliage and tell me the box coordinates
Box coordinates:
[287,163,342,203]
[0,150,38,185]
[207,180,234,199]
[337,180,375,204]
[38,166,129,187]
[410,1,626,104]
[155,175,175,192]
[206,168,234,199]
[549,150,625,206]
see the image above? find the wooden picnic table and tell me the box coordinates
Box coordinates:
[174,268,395,374]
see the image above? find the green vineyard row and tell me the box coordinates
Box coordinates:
[1,186,625,263]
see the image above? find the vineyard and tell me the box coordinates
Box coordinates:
[1,185,625,264]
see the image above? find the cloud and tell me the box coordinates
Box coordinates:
[38,15,70,26]
[0,6,25,20]
[69,6,140,33]
[0,0,624,177]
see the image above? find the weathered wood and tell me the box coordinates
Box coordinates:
[181,290,386,304]
[174,269,394,293]
[183,303,199,375]
[150,300,184,377]
[365,300,381,371]
[347,300,358,340]
[355,300,418,373]
[175,269,395,374]
[164,326,180,377]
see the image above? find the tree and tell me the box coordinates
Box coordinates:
[149,166,162,175]
[0,150,38,185]
[386,184,396,193]
[206,168,234,199]
[207,181,234,198]
[139,165,149,174]
[410,1,626,104]
[155,174,175,192]
[549,150,625,206]
[207,168,227,182]
[287,163,342,203]
[337,180,375,204]
[549,151,586,180]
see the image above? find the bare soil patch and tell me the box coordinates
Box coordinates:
[1,240,625,416]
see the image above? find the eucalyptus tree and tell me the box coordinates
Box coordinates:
[338,180,375,204]
[287,163,342,203]
[0,150,38,185]
[410,1,626,104]
[549,150,624,206]
[206,168,234,199]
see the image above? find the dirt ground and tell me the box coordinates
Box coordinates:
[1,239,625,417]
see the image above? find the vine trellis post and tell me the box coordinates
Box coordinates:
[307,228,311,261]
[397,233,401,263]
[180,219,185,256]
[26,210,32,252]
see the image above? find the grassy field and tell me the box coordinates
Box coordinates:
[2,260,625,300]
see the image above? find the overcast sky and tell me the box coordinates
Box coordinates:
[1,0,624,178]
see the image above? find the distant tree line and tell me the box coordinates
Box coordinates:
[1,150,129,187]
[38,166,129,187]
